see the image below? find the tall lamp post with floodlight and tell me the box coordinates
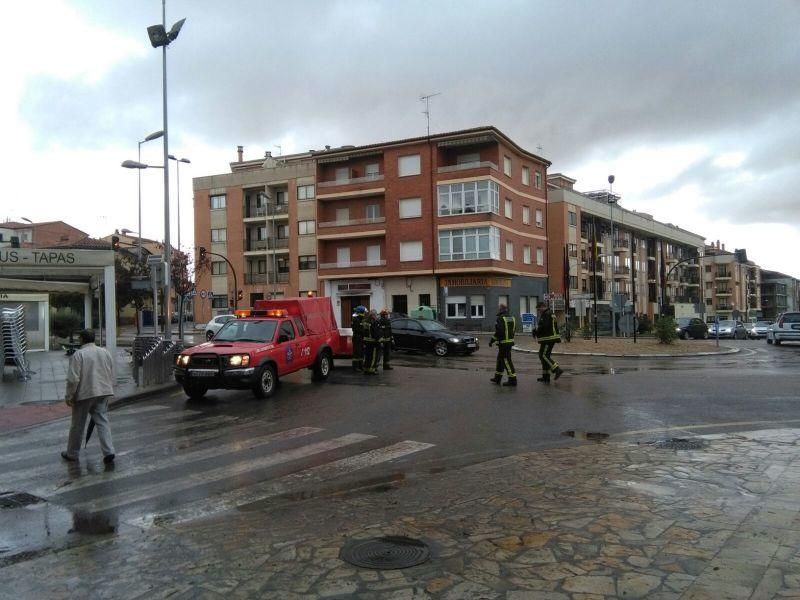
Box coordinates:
[137,130,163,259]
[146,2,186,342]
[607,175,618,337]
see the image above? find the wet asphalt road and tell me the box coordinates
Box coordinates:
[1,338,798,564]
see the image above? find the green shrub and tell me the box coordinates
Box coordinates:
[52,312,81,339]
[637,314,653,334]
[654,316,678,344]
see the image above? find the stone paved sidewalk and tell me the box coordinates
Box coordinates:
[2,427,799,599]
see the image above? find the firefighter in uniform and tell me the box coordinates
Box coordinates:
[351,305,366,371]
[362,309,381,375]
[534,301,564,383]
[378,309,393,370]
[489,304,517,386]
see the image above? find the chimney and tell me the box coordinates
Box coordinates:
[265,151,272,158]
[325,145,331,150]
[237,145,243,162]
[721,243,725,251]
[716,240,720,249]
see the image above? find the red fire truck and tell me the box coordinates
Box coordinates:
[174,297,351,399]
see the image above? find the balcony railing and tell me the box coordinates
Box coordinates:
[244,272,289,285]
[612,239,629,249]
[716,289,732,296]
[613,267,630,276]
[318,174,385,188]
[244,203,289,218]
[437,161,498,174]
[318,216,386,228]
[715,271,732,279]
[717,304,734,311]
[244,238,290,252]
[318,259,386,269]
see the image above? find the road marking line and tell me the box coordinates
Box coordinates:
[68,433,375,513]
[1,414,237,465]
[615,418,800,437]
[23,427,323,497]
[129,440,435,528]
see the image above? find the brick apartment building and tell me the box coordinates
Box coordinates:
[193,126,550,329]
[703,242,762,322]
[546,174,707,329]
[0,220,87,248]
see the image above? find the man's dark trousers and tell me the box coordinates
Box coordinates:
[538,340,558,373]
[495,343,515,378]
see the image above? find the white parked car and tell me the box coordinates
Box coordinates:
[204,314,236,340]
[767,312,800,345]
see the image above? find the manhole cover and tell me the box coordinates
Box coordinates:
[562,430,610,441]
[340,536,430,569]
[0,491,45,509]
[652,438,705,450]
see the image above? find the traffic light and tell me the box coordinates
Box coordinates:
[199,246,207,261]
[237,290,243,301]
[111,235,120,251]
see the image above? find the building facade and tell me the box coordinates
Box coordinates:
[192,127,550,329]
[0,220,88,248]
[702,243,762,322]
[546,174,706,330]
[760,269,800,320]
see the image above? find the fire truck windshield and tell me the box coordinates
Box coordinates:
[214,319,277,343]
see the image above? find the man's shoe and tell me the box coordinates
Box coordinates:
[502,379,517,387]
[536,375,550,384]
[554,367,564,380]
[490,376,502,384]
[60,451,78,462]
[103,454,115,464]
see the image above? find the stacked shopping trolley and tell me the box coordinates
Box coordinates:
[1,305,32,380]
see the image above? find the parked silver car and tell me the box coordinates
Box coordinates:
[204,314,236,340]
[750,321,772,339]
[709,320,747,339]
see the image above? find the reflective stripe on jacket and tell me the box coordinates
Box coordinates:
[491,314,516,345]
[535,310,561,342]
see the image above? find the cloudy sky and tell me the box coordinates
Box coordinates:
[4,0,799,277]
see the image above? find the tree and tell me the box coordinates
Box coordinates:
[115,251,151,334]
[171,250,195,339]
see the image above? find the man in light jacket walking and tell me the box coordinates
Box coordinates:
[61,329,116,463]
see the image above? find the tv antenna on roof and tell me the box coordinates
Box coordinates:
[420,92,441,137]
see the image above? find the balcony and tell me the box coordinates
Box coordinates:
[716,289,732,296]
[244,272,289,285]
[437,161,498,174]
[244,238,290,253]
[318,174,384,188]
[674,295,700,304]
[715,271,732,280]
[681,276,701,286]
[318,216,386,228]
[318,259,387,270]
[243,203,289,220]
[613,267,630,277]
[613,239,629,250]
[717,304,734,311]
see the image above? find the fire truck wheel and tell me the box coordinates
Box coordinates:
[313,350,332,381]
[183,384,208,400]
[253,364,277,398]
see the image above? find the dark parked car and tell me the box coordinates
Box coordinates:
[675,317,708,340]
[709,320,748,339]
[390,318,479,356]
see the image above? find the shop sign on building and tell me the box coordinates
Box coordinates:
[440,277,512,288]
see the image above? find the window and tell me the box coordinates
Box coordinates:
[446,296,467,318]
[399,197,422,218]
[211,261,227,275]
[257,259,267,274]
[336,167,349,182]
[470,295,485,318]
[503,156,511,176]
[523,246,531,264]
[365,163,380,179]
[211,228,227,242]
[568,243,578,257]
[392,295,408,314]
[536,247,544,266]
[336,247,350,266]
[498,294,509,310]
[335,207,349,223]
[505,199,513,219]
[276,257,289,273]
[457,152,480,166]
[400,241,423,262]
[569,276,578,290]
[210,194,226,210]
[293,318,306,337]
[536,208,544,228]
[522,206,530,224]
[211,297,228,309]
[505,241,514,261]
[568,211,577,226]
[535,172,542,189]
[366,204,380,221]
[419,293,431,307]
[367,245,381,265]
[522,166,530,186]
[398,154,421,177]
[438,180,499,216]
[277,224,289,239]
[706,298,713,306]
[275,190,288,206]
[298,220,315,235]
[278,320,295,342]
[298,185,315,200]
[298,255,317,270]
[439,227,500,261]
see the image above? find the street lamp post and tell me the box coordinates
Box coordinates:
[147,2,186,341]
[607,175,617,337]
[137,130,164,259]
[168,155,191,251]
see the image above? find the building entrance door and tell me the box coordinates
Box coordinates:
[340,295,370,326]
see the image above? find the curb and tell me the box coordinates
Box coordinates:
[513,345,740,358]
[110,381,181,410]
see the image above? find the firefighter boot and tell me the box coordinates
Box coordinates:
[490,375,502,384]
[502,377,517,387]
[554,367,564,380]
[537,372,551,384]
